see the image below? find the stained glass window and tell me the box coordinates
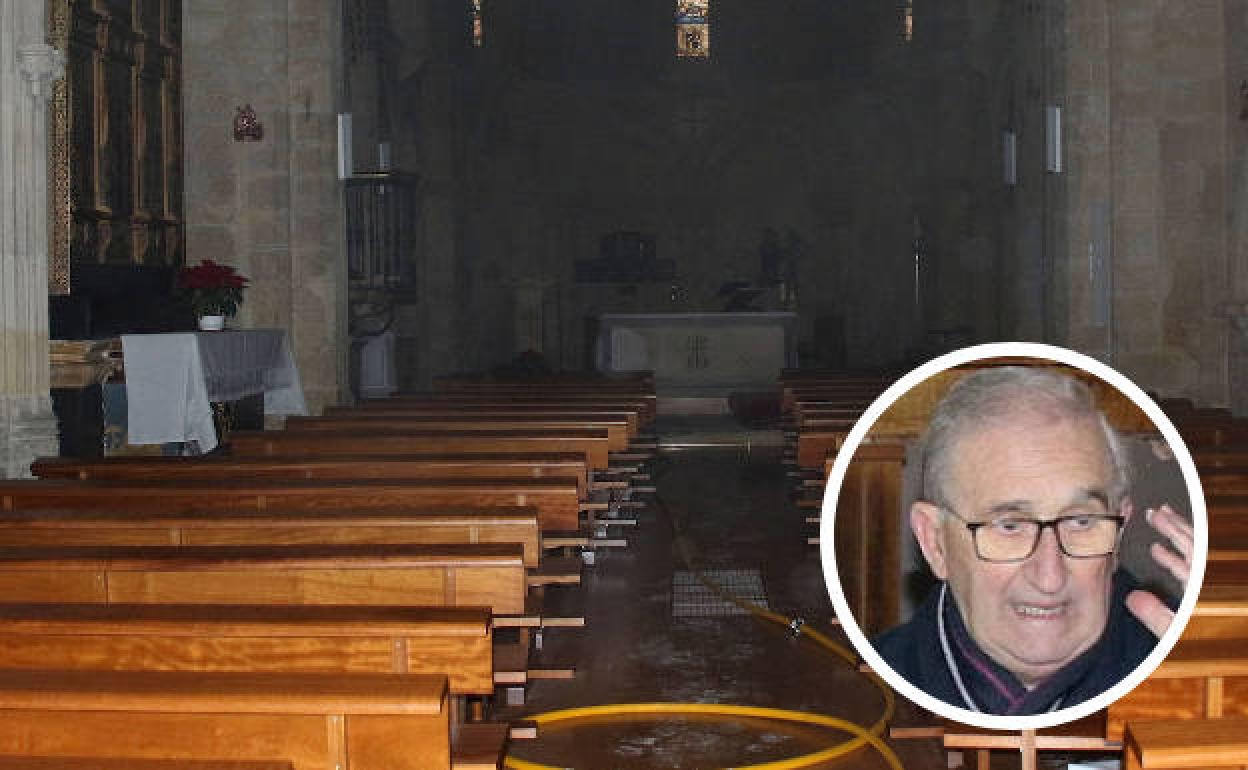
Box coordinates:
[676,1,709,58]
[471,0,483,47]
[901,0,913,41]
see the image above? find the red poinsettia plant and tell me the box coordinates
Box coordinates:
[176,259,249,317]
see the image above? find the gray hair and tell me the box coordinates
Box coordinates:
[919,366,1131,510]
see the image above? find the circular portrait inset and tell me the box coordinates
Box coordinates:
[819,342,1206,731]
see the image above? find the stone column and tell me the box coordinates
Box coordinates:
[1,2,65,477]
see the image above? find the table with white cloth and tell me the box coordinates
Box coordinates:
[120,330,308,452]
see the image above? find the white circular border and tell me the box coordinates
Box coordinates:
[818,341,1209,731]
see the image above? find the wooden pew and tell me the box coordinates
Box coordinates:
[229,428,613,473]
[325,404,642,438]
[828,442,908,634]
[1103,572,1248,740]
[0,760,293,770]
[0,668,450,770]
[795,423,854,469]
[0,543,528,616]
[0,477,584,533]
[0,600,559,745]
[1172,416,1248,448]
[380,395,657,425]
[284,415,633,452]
[931,713,1120,770]
[1123,716,1248,769]
[0,540,578,678]
[31,452,593,499]
[0,507,545,568]
[0,602,496,698]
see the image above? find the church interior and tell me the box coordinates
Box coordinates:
[2,0,1248,768]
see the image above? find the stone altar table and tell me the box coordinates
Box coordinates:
[595,312,797,413]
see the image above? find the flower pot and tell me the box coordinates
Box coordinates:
[197,314,226,331]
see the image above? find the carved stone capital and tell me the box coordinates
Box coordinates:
[16,43,65,105]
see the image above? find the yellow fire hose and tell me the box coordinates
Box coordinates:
[503,456,904,770]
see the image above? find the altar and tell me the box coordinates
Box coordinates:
[595,312,797,410]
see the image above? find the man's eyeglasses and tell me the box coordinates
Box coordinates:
[939,506,1126,563]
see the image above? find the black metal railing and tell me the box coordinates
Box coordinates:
[344,172,420,289]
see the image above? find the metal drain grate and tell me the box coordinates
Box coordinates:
[671,569,769,617]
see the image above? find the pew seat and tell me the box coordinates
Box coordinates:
[1124,716,1248,769]
[284,415,632,452]
[1107,637,1248,740]
[229,429,613,472]
[31,453,591,498]
[0,668,450,770]
[0,603,496,696]
[0,477,583,533]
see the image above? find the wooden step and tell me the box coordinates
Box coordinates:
[509,721,538,740]
[527,555,582,587]
[492,641,575,685]
[495,596,584,629]
[599,517,637,527]
[587,537,628,548]
[541,533,628,549]
[610,452,651,463]
[589,480,630,491]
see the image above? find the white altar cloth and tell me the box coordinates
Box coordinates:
[121,330,308,451]
[595,312,797,395]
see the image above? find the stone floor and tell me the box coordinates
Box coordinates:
[498,417,952,769]
[496,416,1129,769]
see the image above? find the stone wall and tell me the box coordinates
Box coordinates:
[1063,0,1234,404]
[182,0,346,412]
[397,0,1020,375]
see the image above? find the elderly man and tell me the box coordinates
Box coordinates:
[874,367,1192,715]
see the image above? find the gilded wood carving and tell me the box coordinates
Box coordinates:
[47,0,184,295]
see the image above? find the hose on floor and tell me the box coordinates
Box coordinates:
[503,451,903,770]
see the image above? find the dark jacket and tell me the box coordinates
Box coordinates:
[872,570,1159,715]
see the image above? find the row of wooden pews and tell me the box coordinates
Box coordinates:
[0,370,658,770]
[777,368,892,556]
